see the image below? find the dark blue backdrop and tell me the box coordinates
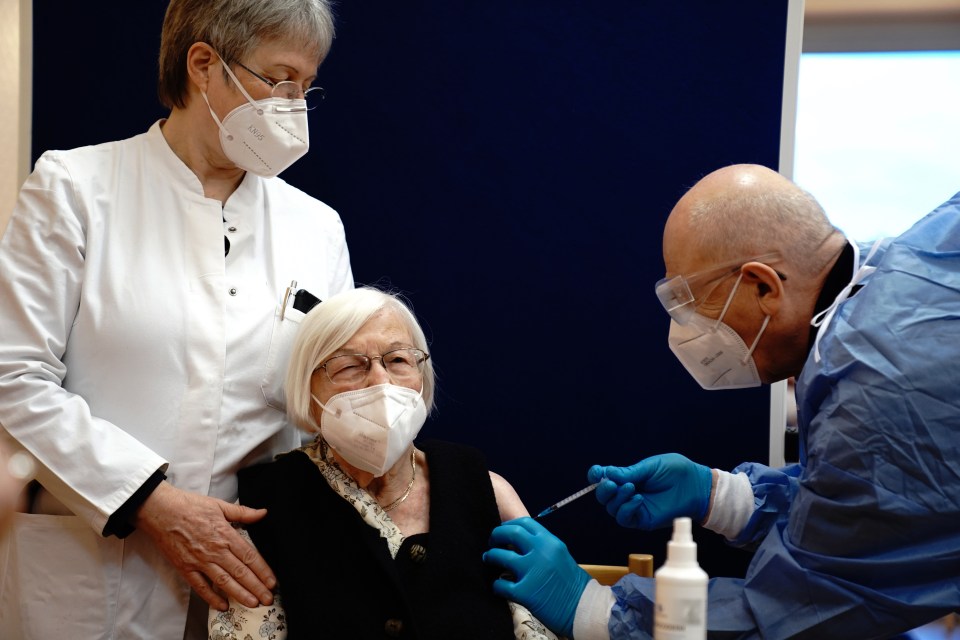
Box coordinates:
[33,1,788,578]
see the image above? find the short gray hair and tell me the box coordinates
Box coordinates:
[285,287,436,433]
[158,0,336,109]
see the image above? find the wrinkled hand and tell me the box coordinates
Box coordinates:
[588,453,713,530]
[135,482,276,611]
[483,517,591,638]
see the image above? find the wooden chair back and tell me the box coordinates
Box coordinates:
[579,553,654,586]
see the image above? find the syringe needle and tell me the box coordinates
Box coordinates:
[535,482,599,519]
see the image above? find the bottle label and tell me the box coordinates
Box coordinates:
[654,586,706,639]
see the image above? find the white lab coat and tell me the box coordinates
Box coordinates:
[0,121,353,639]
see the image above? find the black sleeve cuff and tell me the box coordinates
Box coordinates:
[102,469,166,538]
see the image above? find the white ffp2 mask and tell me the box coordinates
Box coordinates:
[201,58,309,177]
[667,274,769,390]
[314,384,427,476]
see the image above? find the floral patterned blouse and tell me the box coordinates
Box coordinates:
[208,440,559,640]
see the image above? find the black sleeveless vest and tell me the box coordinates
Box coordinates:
[239,439,515,639]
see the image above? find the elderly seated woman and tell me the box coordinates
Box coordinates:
[209,286,557,640]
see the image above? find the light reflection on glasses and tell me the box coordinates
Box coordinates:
[655,252,784,325]
[318,348,430,385]
[235,61,326,110]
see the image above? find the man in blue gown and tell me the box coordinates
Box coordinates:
[484,164,960,639]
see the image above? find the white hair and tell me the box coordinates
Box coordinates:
[285,287,435,432]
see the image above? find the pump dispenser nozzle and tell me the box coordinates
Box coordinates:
[667,517,698,565]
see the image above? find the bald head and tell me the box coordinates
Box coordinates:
[661,165,847,382]
[664,164,838,278]
[687,163,788,201]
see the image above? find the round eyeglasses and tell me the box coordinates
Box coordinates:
[319,348,430,386]
[655,252,783,325]
[236,61,326,110]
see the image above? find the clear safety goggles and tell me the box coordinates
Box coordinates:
[655,251,782,325]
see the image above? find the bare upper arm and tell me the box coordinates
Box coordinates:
[489,470,529,522]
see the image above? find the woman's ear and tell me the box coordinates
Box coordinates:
[741,261,784,316]
[185,42,219,94]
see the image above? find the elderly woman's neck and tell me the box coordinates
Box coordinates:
[323,440,416,498]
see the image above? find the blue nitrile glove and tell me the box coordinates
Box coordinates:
[587,453,713,530]
[483,517,592,638]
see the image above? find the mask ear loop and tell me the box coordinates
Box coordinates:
[216,54,265,113]
[200,91,234,141]
[712,272,771,365]
[712,273,743,331]
[742,314,770,365]
[199,54,268,142]
[401,385,425,405]
[311,394,341,418]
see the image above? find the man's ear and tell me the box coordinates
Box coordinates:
[741,261,783,316]
[185,42,219,94]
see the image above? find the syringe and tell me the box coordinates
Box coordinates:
[535,482,599,519]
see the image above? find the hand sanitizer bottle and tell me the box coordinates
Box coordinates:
[654,517,708,639]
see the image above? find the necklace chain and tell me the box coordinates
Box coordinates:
[381,449,417,512]
[318,439,417,513]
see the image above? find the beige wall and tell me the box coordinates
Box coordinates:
[0,0,31,237]
[804,0,960,51]
[806,0,960,18]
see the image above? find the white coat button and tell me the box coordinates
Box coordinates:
[229,288,237,296]
[227,226,237,233]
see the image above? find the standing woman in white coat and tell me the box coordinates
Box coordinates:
[0,1,352,637]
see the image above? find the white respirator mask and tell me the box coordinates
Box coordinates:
[201,56,309,177]
[668,274,769,390]
[313,383,427,477]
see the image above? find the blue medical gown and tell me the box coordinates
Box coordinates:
[609,192,960,639]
